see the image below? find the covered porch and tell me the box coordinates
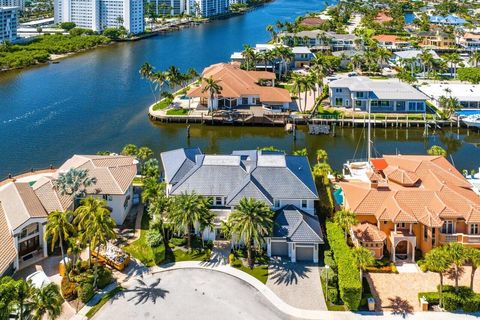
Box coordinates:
[390,229,416,263]
[14,220,49,271]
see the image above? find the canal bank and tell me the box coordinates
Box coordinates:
[1,0,479,177]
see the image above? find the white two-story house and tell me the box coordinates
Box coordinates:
[329,76,429,113]
[161,148,324,262]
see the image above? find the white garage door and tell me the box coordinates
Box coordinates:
[271,241,288,256]
[296,246,314,262]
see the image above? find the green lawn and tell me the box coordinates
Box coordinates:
[152,98,173,111]
[166,108,189,116]
[169,249,209,262]
[85,286,123,318]
[231,259,268,284]
[123,214,166,267]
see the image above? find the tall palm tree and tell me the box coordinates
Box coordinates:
[45,210,75,280]
[74,197,113,267]
[352,247,375,286]
[166,65,182,89]
[148,192,170,246]
[31,283,63,320]
[228,198,273,268]
[425,246,450,307]
[201,76,222,111]
[419,50,433,77]
[142,178,164,204]
[266,24,276,42]
[445,242,467,291]
[82,201,116,288]
[303,74,316,111]
[376,47,392,68]
[168,192,212,250]
[139,62,156,101]
[290,73,304,112]
[333,209,358,240]
[466,247,480,290]
[242,44,256,71]
[53,168,97,199]
[15,279,35,320]
[469,51,480,68]
[312,162,332,185]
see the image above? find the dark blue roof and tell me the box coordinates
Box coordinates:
[273,205,324,243]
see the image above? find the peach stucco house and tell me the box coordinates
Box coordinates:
[340,155,480,262]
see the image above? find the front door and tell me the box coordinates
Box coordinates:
[19,236,39,256]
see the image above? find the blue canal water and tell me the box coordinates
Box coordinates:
[0,0,479,177]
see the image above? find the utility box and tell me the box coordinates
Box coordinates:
[420,297,429,311]
[368,297,375,311]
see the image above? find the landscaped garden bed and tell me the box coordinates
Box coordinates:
[229,249,269,284]
[419,285,480,312]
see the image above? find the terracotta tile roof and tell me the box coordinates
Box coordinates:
[372,35,404,43]
[300,17,326,26]
[341,155,480,227]
[0,204,16,275]
[32,176,73,213]
[58,155,137,195]
[187,63,291,103]
[374,12,393,23]
[351,223,386,242]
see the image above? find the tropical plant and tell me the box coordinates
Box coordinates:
[241,44,256,71]
[14,279,35,320]
[316,149,328,163]
[290,73,305,112]
[30,283,63,320]
[201,76,223,111]
[45,210,75,280]
[168,192,212,250]
[469,51,480,68]
[137,146,153,163]
[312,162,332,185]
[352,247,375,286]
[445,242,467,291]
[466,247,480,290]
[293,148,307,156]
[227,198,273,268]
[427,145,447,157]
[424,246,450,307]
[53,168,97,198]
[143,158,160,180]
[142,178,164,204]
[121,144,138,156]
[333,209,358,240]
[139,62,156,101]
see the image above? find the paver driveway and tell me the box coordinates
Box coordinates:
[267,260,327,310]
[93,268,290,320]
[367,266,480,312]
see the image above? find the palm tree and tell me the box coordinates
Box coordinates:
[15,279,35,320]
[168,192,212,250]
[165,65,182,89]
[302,74,316,112]
[316,149,328,164]
[444,53,461,78]
[137,146,153,173]
[228,198,273,268]
[148,192,170,246]
[419,50,433,77]
[445,242,467,291]
[351,54,364,72]
[242,44,256,71]
[121,143,138,156]
[53,168,97,198]
[82,200,116,288]
[427,145,447,157]
[469,51,480,68]
[266,24,276,42]
[352,247,375,287]
[45,210,75,280]
[465,248,480,290]
[73,197,113,267]
[201,76,222,111]
[142,178,164,204]
[312,162,332,185]
[333,209,358,240]
[139,62,156,101]
[376,47,391,68]
[290,73,304,112]
[151,71,167,99]
[424,246,450,307]
[31,283,63,320]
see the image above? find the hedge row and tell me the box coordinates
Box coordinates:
[418,286,480,313]
[326,221,362,310]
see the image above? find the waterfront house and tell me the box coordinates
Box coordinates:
[429,14,466,26]
[279,30,358,52]
[339,155,480,262]
[416,30,455,49]
[391,49,440,67]
[0,155,137,276]
[456,32,480,51]
[417,83,480,110]
[187,63,292,112]
[328,76,428,113]
[373,11,393,24]
[161,148,323,262]
[372,35,411,50]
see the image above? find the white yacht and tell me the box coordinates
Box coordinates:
[462,114,480,128]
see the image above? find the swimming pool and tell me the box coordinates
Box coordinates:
[333,188,344,206]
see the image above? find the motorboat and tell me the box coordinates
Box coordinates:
[462,114,480,128]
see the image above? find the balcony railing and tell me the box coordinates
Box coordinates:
[439,233,480,244]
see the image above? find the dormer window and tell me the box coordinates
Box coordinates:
[215,197,223,206]
[274,199,280,208]
[301,200,308,209]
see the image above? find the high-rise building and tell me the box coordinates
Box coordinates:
[148,0,188,16]
[0,6,18,43]
[54,0,144,34]
[189,0,229,17]
[0,0,23,11]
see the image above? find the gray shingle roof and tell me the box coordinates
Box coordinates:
[273,205,324,243]
[161,147,202,184]
[162,149,318,202]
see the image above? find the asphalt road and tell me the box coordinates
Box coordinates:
[93,269,291,320]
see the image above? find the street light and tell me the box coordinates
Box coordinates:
[325,264,330,303]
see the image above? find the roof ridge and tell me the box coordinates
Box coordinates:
[284,157,318,198]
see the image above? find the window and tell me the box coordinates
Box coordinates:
[396,101,406,111]
[215,197,223,206]
[470,224,479,235]
[355,92,365,98]
[442,221,454,234]
[335,98,343,106]
[242,97,248,105]
[274,199,280,208]
[103,194,112,201]
[334,88,342,93]
[301,200,308,208]
[396,223,407,229]
[423,226,428,241]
